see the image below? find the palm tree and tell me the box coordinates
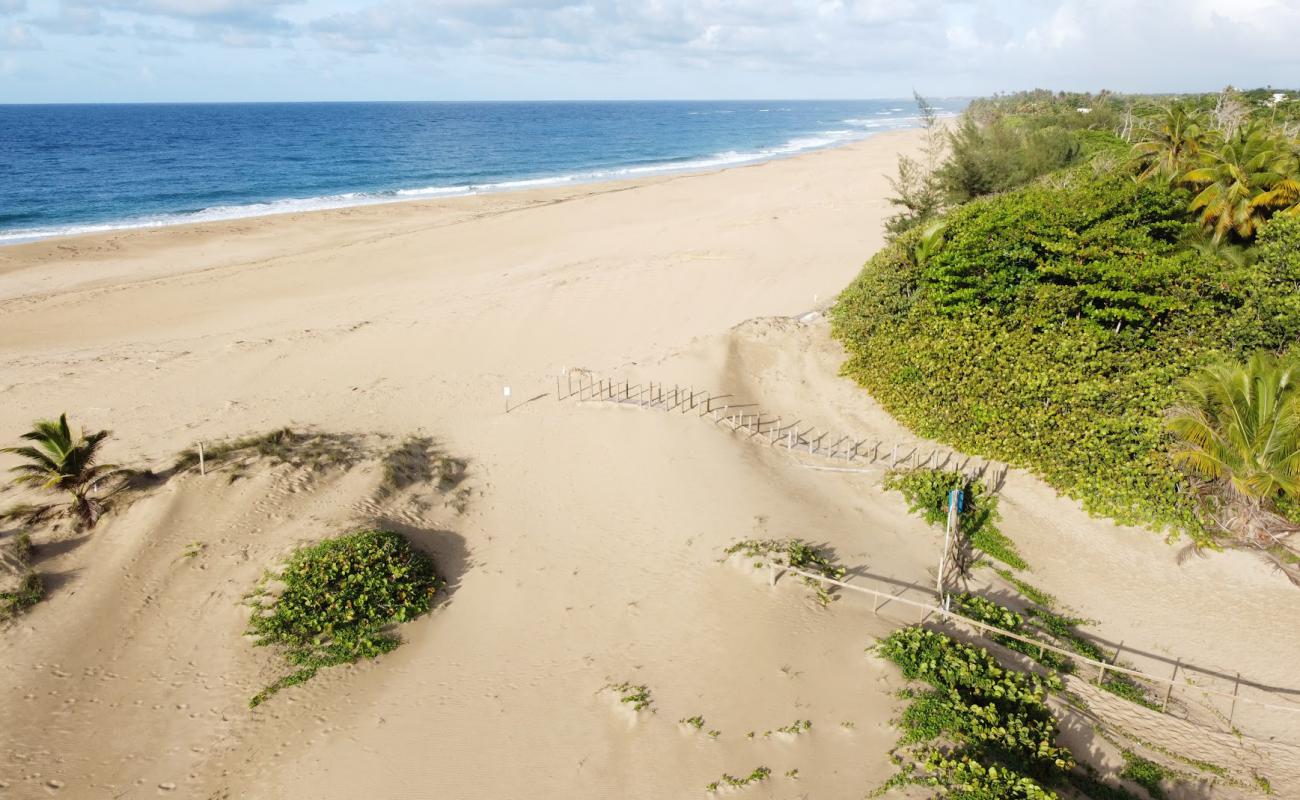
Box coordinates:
[1167,353,1300,567]
[1131,104,1216,183]
[2,414,127,529]
[1181,124,1293,241]
[1179,228,1253,269]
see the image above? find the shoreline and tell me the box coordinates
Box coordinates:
[0,123,927,249]
[0,128,922,301]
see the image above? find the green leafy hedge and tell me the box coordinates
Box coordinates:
[247,529,439,706]
[883,468,1026,569]
[834,164,1300,541]
[873,626,1072,799]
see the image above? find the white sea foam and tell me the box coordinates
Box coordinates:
[1,120,916,245]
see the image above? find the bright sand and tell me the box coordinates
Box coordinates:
[1,129,1299,798]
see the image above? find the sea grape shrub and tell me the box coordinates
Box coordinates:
[875,627,1073,799]
[247,529,438,706]
[833,158,1300,541]
[1241,217,1300,351]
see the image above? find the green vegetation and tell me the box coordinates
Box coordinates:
[705,766,770,793]
[2,413,129,529]
[1166,352,1300,576]
[379,435,468,496]
[605,682,654,712]
[836,89,1300,548]
[5,532,33,565]
[883,468,1025,569]
[774,719,812,736]
[0,570,44,620]
[994,568,1057,608]
[1067,766,1146,800]
[246,529,439,707]
[1120,751,1170,799]
[176,427,363,482]
[953,593,1067,671]
[725,538,846,606]
[1,533,42,621]
[872,626,1072,799]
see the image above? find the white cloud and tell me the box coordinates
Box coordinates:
[8,0,1300,101]
[1,19,38,49]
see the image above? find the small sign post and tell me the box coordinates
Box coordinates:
[503,385,512,413]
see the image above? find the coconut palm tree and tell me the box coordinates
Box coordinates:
[1131,104,1216,183]
[1179,228,1253,269]
[2,414,127,529]
[1167,353,1300,565]
[1181,124,1293,241]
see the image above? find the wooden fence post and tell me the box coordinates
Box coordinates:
[1229,672,1241,727]
[198,441,206,476]
[1162,659,1180,712]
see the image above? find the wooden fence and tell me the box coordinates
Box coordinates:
[558,370,1300,745]
[764,559,1300,749]
[556,371,1005,481]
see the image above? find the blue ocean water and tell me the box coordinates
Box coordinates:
[0,100,960,244]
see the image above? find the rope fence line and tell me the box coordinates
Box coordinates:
[556,370,1300,741]
[556,371,1005,481]
[765,559,1300,739]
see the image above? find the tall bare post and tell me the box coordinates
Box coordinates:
[1162,659,1180,711]
[891,444,898,468]
[198,441,206,476]
[937,489,958,607]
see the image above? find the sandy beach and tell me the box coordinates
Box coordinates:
[2,128,1299,799]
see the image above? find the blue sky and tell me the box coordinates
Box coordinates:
[2,1,1299,103]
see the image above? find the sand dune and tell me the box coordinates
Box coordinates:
[2,129,1298,799]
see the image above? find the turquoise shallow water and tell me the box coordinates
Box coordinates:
[0,99,962,243]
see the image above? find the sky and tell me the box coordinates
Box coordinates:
[1,0,1299,103]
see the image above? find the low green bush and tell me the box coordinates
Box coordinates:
[872,626,1072,799]
[1120,751,1169,799]
[247,529,439,706]
[953,594,1068,671]
[882,468,1026,569]
[726,538,846,606]
[0,571,44,619]
[834,164,1300,542]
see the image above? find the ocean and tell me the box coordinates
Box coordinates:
[0,100,959,244]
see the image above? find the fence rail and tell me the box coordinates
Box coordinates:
[764,559,1300,749]
[557,370,1300,744]
[556,371,1004,480]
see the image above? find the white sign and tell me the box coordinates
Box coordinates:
[503,386,512,397]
